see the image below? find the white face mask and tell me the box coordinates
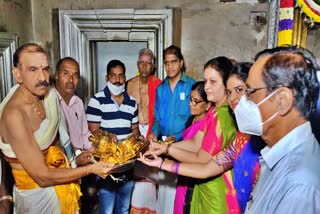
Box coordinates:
[107,81,125,96]
[234,89,279,136]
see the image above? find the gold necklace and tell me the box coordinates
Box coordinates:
[20,86,46,120]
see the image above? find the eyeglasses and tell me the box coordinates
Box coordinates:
[245,85,286,95]
[189,98,204,106]
[164,59,179,66]
[137,61,153,66]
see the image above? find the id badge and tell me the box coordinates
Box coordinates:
[180,92,185,100]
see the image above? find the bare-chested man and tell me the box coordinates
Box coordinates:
[126,48,161,214]
[0,43,113,214]
[126,48,161,138]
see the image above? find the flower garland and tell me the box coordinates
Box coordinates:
[278,0,320,46]
[278,0,295,46]
[297,0,320,23]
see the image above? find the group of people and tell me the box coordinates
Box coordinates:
[140,46,320,214]
[0,42,318,214]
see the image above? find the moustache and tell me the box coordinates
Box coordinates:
[35,81,49,87]
[65,83,74,89]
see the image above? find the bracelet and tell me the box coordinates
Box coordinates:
[0,195,13,202]
[165,144,172,155]
[174,162,180,174]
[170,162,180,174]
[159,159,164,169]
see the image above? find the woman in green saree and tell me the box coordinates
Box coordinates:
[144,56,238,214]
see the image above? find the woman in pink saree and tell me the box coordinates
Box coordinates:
[174,81,212,214]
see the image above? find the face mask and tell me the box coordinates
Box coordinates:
[234,89,279,136]
[107,81,125,96]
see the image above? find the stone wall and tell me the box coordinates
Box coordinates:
[2,0,320,80]
[33,0,270,79]
[306,29,320,58]
[1,0,270,80]
[0,0,33,44]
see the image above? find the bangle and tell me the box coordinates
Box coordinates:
[159,159,164,169]
[165,144,172,155]
[174,162,180,174]
[0,195,13,202]
[170,162,180,174]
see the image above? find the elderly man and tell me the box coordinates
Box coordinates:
[127,48,161,137]
[233,47,320,213]
[0,44,113,214]
[126,48,161,214]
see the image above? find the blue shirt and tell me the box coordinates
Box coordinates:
[245,122,320,214]
[86,86,138,140]
[152,72,195,141]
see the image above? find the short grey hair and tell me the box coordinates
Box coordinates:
[138,48,155,63]
[262,48,319,119]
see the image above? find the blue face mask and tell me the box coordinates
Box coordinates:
[107,81,125,96]
[234,89,279,136]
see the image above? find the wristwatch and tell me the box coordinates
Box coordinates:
[74,149,82,157]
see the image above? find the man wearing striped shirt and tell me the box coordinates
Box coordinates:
[86,59,140,214]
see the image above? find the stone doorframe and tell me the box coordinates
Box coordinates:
[0,32,17,101]
[57,8,181,103]
[267,0,280,48]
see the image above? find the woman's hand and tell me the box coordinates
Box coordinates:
[143,142,166,156]
[138,152,163,168]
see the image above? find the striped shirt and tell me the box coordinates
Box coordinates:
[86,86,138,140]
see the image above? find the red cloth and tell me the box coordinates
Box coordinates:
[146,75,161,137]
[280,0,293,7]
